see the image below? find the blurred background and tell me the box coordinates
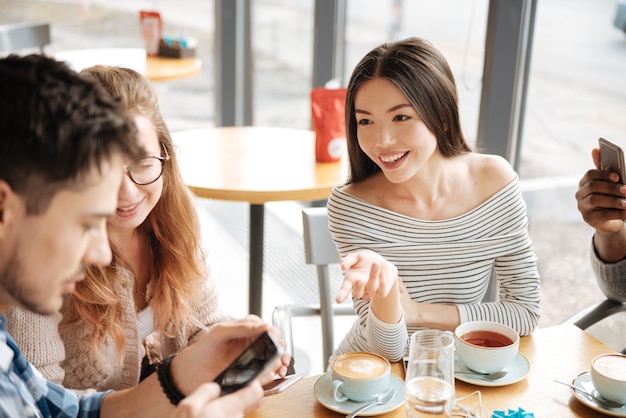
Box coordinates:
[2,0,626,375]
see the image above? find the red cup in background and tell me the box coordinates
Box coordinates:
[311,87,347,163]
[139,10,162,57]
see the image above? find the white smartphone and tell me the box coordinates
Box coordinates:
[262,373,303,395]
[213,331,283,396]
[599,137,626,184]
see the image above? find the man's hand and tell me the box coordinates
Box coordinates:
[576,148,626,261]
[576,169,626,234]
[171,381,264,418]
[172,316,290,399]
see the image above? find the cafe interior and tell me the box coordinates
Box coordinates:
[2,0,626,416]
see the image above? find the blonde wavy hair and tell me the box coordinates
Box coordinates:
[65,65,204,360]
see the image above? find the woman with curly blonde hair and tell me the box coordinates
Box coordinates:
[7,65,228,391]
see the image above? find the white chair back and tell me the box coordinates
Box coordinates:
[0,21,51,53]
[272,206,354,372]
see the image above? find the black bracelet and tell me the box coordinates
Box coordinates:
[156,354,185,406]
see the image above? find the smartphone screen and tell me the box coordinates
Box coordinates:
[599,137,626,183]
[214,331,282,396]
[262,373,303,395]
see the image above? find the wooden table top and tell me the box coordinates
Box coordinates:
[246,324,615,418]
[53,48,201,82]
[172,126,349,204]
[146,55,201,81]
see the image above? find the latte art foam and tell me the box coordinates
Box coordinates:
[594,355,626,381]
[333,352,389,380]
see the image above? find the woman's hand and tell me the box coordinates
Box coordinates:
[335,250,398,304]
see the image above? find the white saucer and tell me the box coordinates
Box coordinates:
[571,371,626,417]
[313,372,405,416]
[454,352,530,387]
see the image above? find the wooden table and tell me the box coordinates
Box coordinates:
[146,55,201,82]
[172,126,348,315]
[246,324,616,417]
[53,47,201,82]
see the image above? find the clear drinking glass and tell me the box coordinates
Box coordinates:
[405,330,456,417]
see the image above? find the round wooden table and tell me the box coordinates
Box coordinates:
[246,324,616,418]
[53,48,201,82]
[172,126,349,315]
[146,55,201,82]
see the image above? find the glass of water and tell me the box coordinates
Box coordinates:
[405,329,455,417]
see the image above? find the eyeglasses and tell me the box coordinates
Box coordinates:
[124,145,170,185]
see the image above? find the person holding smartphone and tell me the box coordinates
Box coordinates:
[575,145,626,303]
[0,54,288,418]
[7,64,233,393]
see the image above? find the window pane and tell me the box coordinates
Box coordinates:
[343,0,488,149]
[252,0,314,128]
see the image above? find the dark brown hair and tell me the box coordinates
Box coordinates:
[0,55,142,213]
[345,37,472,183]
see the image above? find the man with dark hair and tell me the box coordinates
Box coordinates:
[0,54,286,418]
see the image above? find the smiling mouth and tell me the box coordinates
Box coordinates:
[117,202,140,212]
[380,151,408,163]
[116,200,143,218]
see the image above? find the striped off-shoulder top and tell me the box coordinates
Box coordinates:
[327,176,541,364]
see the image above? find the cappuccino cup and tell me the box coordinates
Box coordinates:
[331,351,391,403]
[590,353,626,404]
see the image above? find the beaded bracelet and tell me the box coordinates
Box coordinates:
[156,353,185,406]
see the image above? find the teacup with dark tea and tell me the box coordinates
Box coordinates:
[454,321,520,374]
[460,330,515,348]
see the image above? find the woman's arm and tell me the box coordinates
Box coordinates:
[186,266,232,346]
[336,251,408,361]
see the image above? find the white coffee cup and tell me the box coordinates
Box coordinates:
[330,351,391,403]
[454,320,520,374]
[590,353,626,403]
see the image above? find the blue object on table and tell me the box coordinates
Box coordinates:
[492,408,534,418]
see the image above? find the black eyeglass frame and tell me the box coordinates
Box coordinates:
[124,144,170,185]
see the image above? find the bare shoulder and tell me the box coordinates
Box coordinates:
[339,174,379,200]
[467,153,517,194]
[471,153,515,179]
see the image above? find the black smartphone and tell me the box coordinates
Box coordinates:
[599,137,626,183]
[214,331,283,396]
[262,373,303,395]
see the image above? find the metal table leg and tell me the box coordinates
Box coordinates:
[248,204,265,315]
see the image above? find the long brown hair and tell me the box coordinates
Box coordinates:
[345,37,472,183]
[67,65,204,360]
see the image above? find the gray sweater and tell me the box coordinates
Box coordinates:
[590,238,626,302]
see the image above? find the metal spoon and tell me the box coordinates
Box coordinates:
[345,388,395,418]
[553,380,624,409]
[455,370,508,381]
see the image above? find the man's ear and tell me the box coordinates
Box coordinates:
[0,180,15,225]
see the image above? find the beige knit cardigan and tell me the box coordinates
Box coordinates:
[6,265,229,391]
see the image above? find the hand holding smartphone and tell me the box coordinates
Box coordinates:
[598,137,626,184]
[213,331,283,396]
